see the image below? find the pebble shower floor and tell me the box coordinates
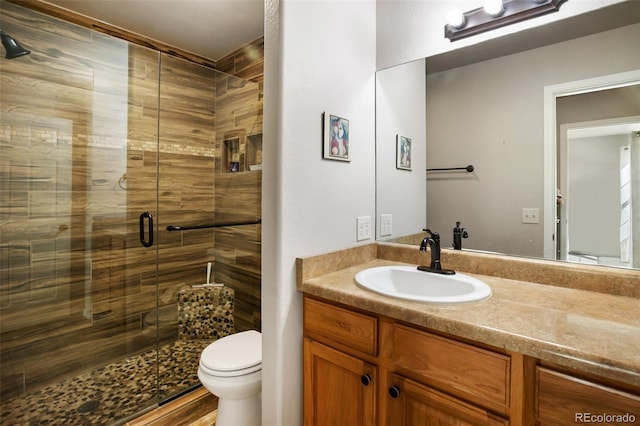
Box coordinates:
[1,341,210,425]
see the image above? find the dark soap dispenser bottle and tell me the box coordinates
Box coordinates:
[453,221,468,250]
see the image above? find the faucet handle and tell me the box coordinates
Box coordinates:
[423,228,440,239]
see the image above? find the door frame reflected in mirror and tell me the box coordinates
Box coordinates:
[542,70,640,263]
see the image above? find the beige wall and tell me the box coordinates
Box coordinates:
[425,23,640,257]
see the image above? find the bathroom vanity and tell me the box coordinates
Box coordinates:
[298,243,640,425]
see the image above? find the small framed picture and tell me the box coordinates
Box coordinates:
[396,135,412,170]
[323,113,350,162]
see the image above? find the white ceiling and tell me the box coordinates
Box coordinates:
[45,0,265,61]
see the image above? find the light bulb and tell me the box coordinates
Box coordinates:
[446,8,466,28]
[484,0,504,16]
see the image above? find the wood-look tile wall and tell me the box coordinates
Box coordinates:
[214,38,264,332]
[0,0,264,402]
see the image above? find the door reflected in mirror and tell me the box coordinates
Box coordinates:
[558,111,640,269]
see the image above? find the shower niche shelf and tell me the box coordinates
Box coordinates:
[246,133,263,172]
[222,137,241,173]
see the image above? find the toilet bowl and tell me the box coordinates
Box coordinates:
[198,330,262,426]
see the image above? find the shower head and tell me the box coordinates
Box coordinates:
[1,30,31,59]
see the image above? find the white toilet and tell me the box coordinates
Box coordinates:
[198,330,262,426]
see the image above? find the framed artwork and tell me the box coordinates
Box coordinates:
[323,113,350,162]
[396,135,412,170]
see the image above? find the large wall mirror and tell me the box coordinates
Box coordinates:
[375,0,640,271]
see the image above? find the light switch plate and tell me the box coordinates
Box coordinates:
[357,216,371,241]
[522,208,539,224]
[380,214,392,236]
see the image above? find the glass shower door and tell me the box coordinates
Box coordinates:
[154,54,263,402]
[1,1,263,423]
[0,3,162,422]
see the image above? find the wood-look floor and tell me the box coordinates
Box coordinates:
[127,387,217,426]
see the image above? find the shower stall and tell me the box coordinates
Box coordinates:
[0,1,262,424]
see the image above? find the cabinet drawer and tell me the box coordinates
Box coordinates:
[304,297,377,356]
[536,367,640,425]
[391,324,510,411]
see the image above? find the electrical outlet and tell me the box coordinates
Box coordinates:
[522,208,539,224]
[357,216,371,241]
[380,214,392,236]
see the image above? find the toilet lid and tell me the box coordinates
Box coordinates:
[200,330,262,372]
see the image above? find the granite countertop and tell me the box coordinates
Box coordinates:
[297,244,640,387]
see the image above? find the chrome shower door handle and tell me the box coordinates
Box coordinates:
[139,212,154,247]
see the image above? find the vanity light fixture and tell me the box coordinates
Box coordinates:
[445,0,568,41]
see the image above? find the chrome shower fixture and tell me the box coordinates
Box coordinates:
[1,30,31,59]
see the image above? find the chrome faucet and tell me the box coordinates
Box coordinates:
[419,228,455,275]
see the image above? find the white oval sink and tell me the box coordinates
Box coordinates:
[354,266,491,304]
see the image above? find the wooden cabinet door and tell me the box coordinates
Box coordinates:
[304,338,377,426]
[536,367,640,425]
[386,375,509,426]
